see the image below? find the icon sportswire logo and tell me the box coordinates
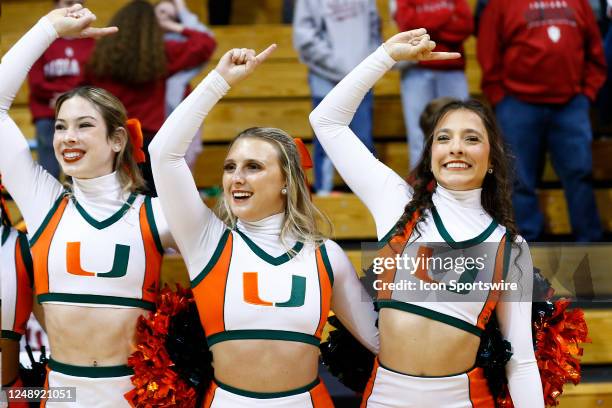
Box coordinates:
[242,272,306,307]
[66,242,130,278]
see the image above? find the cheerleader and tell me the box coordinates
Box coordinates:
[1,191,33,408]
[148,47,379,406]
[309,30,545,407]
[0,6,175,407]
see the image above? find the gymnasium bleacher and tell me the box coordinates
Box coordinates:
[2,0,612,406]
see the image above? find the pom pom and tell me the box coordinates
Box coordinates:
[534,299,590,406]
[126,285,212,407]
[320,315,375,393]
[19,344,48,387]
[476,316,513,406]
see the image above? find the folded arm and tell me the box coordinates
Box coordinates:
[149,70,229,276]
[327,239,379,354]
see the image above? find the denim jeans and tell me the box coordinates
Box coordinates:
[496,94,603,242]
[35,117,60,178]
[399,68,469,169]
[309,72,375,193]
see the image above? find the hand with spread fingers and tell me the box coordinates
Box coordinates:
[214,44,277,86]
[383,28,461,62]
[46,4,118,39]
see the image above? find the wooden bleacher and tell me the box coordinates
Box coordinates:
[2,1,612,405]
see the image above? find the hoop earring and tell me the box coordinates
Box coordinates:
[281,187,287,195]
[487,168,493,174]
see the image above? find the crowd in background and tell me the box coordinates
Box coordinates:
[25,0,611,242]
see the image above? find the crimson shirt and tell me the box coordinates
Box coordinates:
[27,37,95,120]
[477,0,607,105]
[394,0,473,70]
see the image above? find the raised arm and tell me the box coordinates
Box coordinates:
[326,240,379,354]
[0,6,116,233]
[309,30,459,238]
[149,45,276,277]
[496,238,545,407]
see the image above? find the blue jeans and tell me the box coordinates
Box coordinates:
[400,68,469,169]
[496,94,603,242]
[309,73,375,193]
[35,118,60,178]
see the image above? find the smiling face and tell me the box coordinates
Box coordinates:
[53,96,121,179]
[430,109,491,191]
[222,137,286,222]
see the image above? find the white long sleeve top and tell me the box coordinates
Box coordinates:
[309,45,545,407]
[148,69,379,354]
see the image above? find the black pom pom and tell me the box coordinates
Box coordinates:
[19,344,48,388]
[166,302,213,404]
[477,316,513,401]
[320,316,375,392]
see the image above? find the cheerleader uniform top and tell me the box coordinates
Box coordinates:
[0,18,175,310]
[309,45,544,407]
[148,70,379,353]
[1,219,33,340]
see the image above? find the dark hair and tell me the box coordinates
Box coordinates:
[396,99,519,241]
[419,97,460,138]
[55,87,146,193]
[87,0,166,84]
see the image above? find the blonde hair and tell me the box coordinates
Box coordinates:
[55,87,146,193]
[217,128,333,252]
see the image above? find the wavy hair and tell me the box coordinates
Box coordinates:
[395,99,519,242]
[216,128,333,252]
[55,87,146,193]
[87,0,166,84]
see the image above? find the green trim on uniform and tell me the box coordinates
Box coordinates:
[191,229,231,288]
[30,194,66,246]
[206,329,320,347]
[1,225,10,245]
[215,377,320,399]
[144,196,164,254]
[375,299,483,337]
[74,193,137,230]
[17,231,34,285]
[236,228,304,266]
[431,207,498,249]
[319,243,334,287]
[378,359,475,378]
[1,330,22,341]
[38,293,155,310]
[48,358,134,378]
[378,225,397,244]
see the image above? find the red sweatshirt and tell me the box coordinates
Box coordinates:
[27,37,95,120]
[477,0,607,105]
[88,29,216,134]
[394,0,473,70]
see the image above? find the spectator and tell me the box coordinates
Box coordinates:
[27,0,93,179]
[293,0,381,194]
[478,0,607,242]
[391,0,473,169]
[155,0,214,170]
[87,0,216,194]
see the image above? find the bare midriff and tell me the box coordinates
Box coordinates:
[212,340,320,392]
[378,308,481,376]
[43,303,146,366]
